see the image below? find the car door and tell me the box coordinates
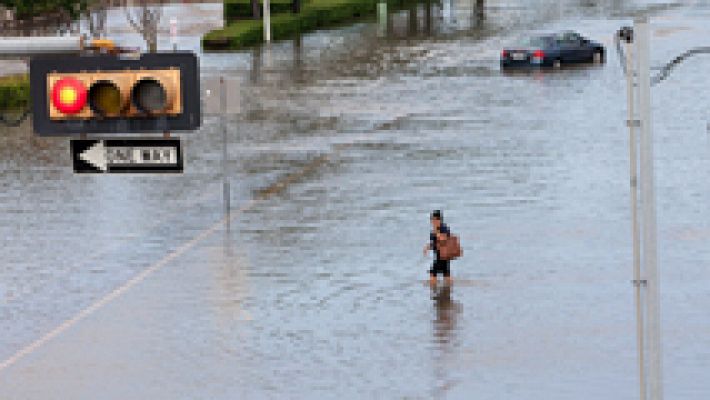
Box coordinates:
[561,32,586,62]
[578,37,596,62]
[556,36,577,63]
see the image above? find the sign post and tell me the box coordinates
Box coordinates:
[203,76,240,215]
[220,77,230,216]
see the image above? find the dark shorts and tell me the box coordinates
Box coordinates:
[429,259,450,277]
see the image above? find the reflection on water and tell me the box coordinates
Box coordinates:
[431,283,462,399]
[431,283,460,347]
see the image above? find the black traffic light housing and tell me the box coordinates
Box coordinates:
[30,52,201,136]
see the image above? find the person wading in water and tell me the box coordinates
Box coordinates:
[423,210,453,286]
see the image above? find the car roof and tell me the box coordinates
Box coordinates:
[529,34,555,41]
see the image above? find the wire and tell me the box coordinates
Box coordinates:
[614,24,710,87]
[651,47,710,86]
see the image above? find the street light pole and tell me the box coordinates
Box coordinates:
[619,16,710,400]
[635,16,663,400]
[622,30,646,400]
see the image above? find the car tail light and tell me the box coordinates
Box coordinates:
[532,49,545,60]
[501,50,508,58]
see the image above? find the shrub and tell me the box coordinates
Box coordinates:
[0,74,30,111]
[224,0,297,21]
[203,0,421,50]
[0,0,88,19]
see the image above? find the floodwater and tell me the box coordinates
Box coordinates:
[2,0,710,398]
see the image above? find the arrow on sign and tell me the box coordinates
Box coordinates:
[71,139,183,174]
[78,141,108,171]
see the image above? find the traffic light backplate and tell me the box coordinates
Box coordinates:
[30,52,201,136]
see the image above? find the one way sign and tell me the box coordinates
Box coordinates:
[71,139,183,173]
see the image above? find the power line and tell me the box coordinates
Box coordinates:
[651,46,710,86]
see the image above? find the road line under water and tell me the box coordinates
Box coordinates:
[0,141,348,374]
[0,198,258,374]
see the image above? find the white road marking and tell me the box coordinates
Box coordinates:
[0,199,257,374]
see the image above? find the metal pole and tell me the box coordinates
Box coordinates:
[170,17,178,51]
[263,0,272,42]
[0,36,82,58]
[220,77,230,216]
[625,36,646,400]
[635,16,663,400]
[377,1,387,37]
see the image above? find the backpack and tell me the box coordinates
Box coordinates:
[438,235,462,261]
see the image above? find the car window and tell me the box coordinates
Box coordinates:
[523,36,551,48]
[557,32,582,45]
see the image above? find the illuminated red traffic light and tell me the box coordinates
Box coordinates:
[50,77,87,115]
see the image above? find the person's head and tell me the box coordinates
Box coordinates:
[430,210,443,229]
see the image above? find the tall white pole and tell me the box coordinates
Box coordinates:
[635,16,663,400]
[0,36,82,57]
[377,1,387,37]
[263,0,272,42]
[625,34,646,400]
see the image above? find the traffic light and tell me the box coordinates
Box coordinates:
[30,52,200,136]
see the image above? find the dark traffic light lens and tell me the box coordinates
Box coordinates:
[132,79,167,114]
[89,81,122,117]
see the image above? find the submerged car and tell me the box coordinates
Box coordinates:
[500,31,605,69]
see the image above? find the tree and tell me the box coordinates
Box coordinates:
[0,0,87,20]
[85,0,108,38]
[124,0,165,53]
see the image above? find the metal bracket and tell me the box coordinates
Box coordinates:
[618,26,634,43]
[626,119,641,128]
[632,279,647,287]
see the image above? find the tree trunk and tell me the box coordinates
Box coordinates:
[251,0,261,19]
[124,0,163,53]
[292,0,300,14]
[475,0,484,19]
[148,38,157,53]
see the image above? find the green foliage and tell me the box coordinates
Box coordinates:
[0,0,89,19]
[204,0,410,50]
[0,74,30,111]
[224,0,296,21]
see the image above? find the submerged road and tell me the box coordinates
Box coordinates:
[2,0,710,398]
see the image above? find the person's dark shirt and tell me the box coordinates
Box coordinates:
[430,223,450,260]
